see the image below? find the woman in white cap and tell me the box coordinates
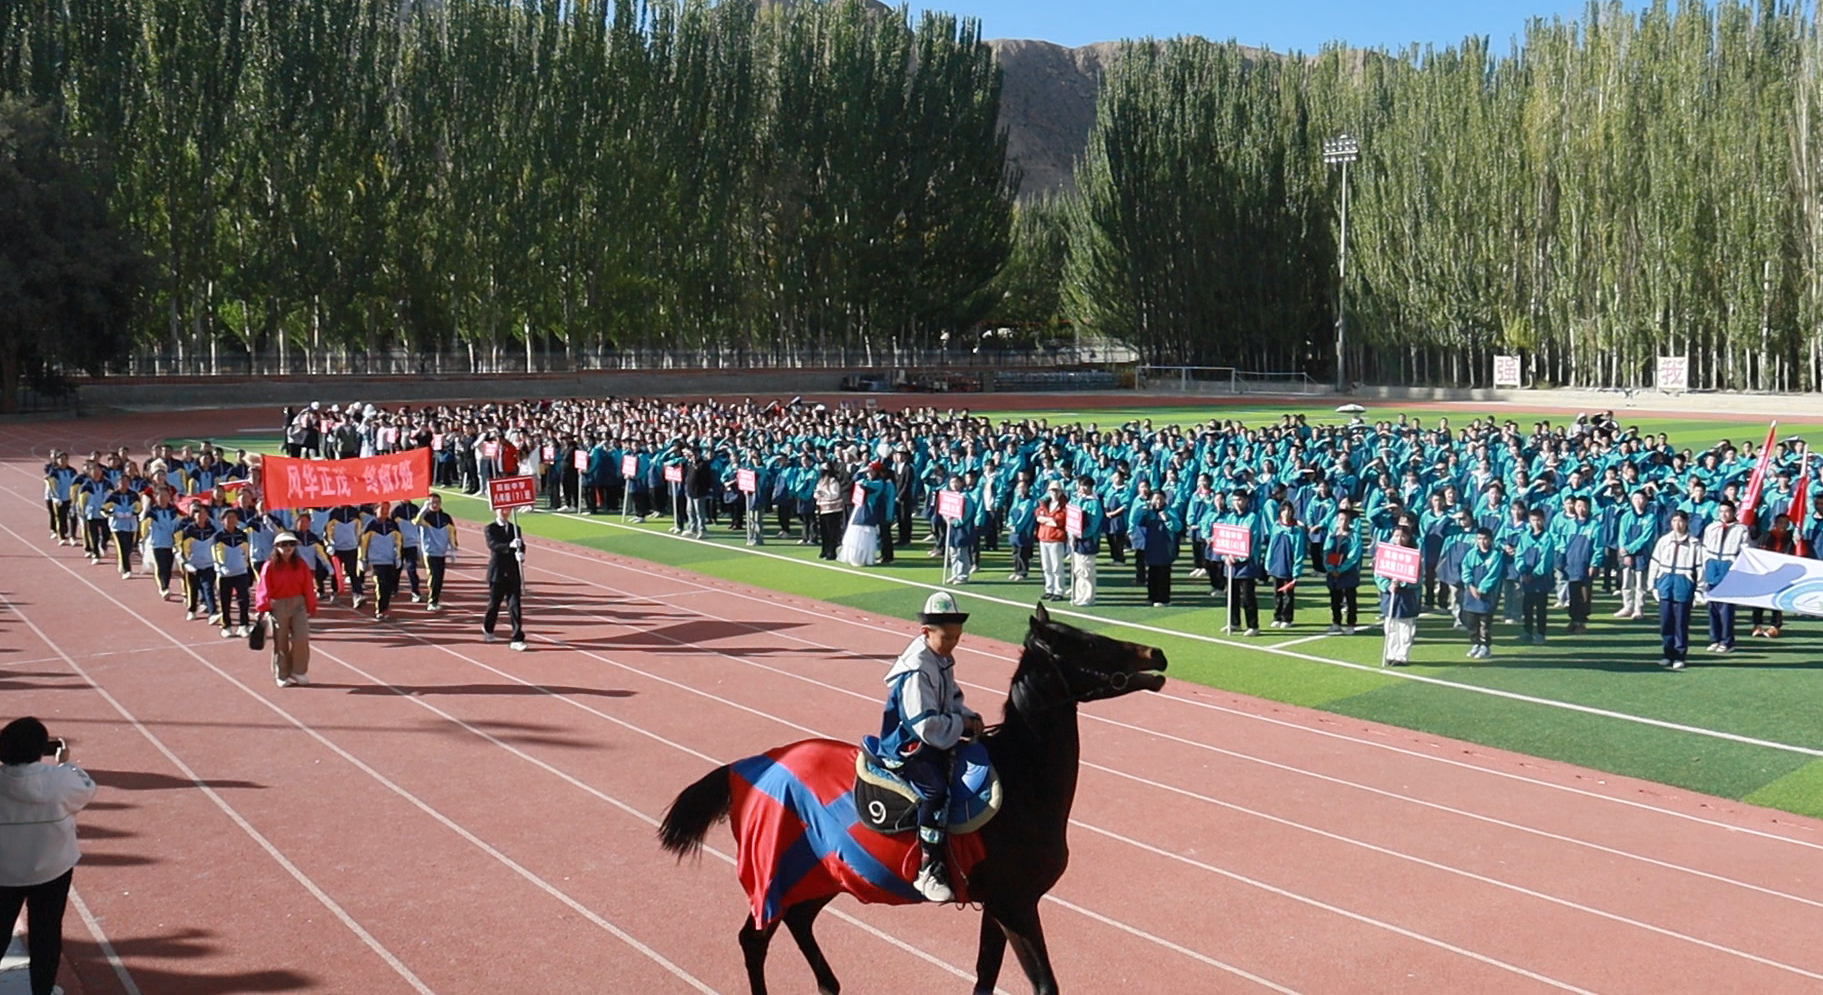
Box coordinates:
[876,592,983,903]
[255,531,319,687]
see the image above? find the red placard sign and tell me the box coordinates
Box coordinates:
[488,475,537,511]
[1210,523,1253,560]
[261,451,431,511]
[938,490,965,521]
[431,433,444,452]
[1373,541,1422,584]
[664,464,684,484]
[542,444,555,461]
[1065,503,1083,538]
[852,483,866,507]
[621,454,638,477]
[737,468,757,494]
[481,441,499,459]
[574,450,589,471]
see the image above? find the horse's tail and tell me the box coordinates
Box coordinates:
[658,764,733,858]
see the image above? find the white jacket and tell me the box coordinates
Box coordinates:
[884,636,980,751]
[0,761,96,887]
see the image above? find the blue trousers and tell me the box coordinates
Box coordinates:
[900,747,953,834]
[1707,600,1736,649]
[1661,597,1691,661]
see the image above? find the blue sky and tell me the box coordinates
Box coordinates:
[952,0,1647,52]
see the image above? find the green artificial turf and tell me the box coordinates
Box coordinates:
[172,400,1823,818]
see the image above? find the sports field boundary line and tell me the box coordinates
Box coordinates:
[493,498,1823,760]
[69,886,140,995]
[517,552,1823,912]
[0,519,719,995]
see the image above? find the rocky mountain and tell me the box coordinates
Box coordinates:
[987,38,1124,199]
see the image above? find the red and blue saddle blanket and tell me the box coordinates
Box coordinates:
[728,738,989,928]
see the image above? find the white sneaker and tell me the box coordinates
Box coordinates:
[1670,659,1686,670]
[221,628,236,639]
[1715,644,1733,654]
[484,632,498,643]
[276,675,292,687]
[1705,643,1721,653]
[1152,602,1166,608]
[427,601,444,611]
[1612,608,1632,618]
[1656,658,1673,668]
[1243,627,1259,637]
[353,596,365,608]
[411,593,423,603]
[292,673,310,686]
[509,640,527,652]
[1326,624,1342,635]
[120,570,131,580]
[1343,626,1356,636]
[1629,610,1643,620]
[630,516,645,523]
[185,609,195,620]
[913,864,954,903]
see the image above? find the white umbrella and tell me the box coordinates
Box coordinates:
[1335,404,1367,415]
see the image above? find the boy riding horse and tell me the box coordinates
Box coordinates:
[878,592,985,903]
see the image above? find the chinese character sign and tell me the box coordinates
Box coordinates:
[737,469,757,494]
[938,490,965,521]
[1373,542,1422,584]
[1065,503,1083,538]
[1209,524,1252,559]
[488,475,537,511]
[261,451,432,511]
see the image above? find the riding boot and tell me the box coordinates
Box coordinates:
[914,827,954,903]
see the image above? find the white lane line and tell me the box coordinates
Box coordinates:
[508,527,1823,853]
[505,498,1823,759]
[1083,764,1823,982]
[0,522,716,995]
[1067,821,1600,995]
[0,595,436,995]
[71,886,142,995]
[420,563,1593,991]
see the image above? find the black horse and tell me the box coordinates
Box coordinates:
[659,603,1168,994]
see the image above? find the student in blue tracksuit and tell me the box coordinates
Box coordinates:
[1559,496,1606,634]
[76,466,110,562]
[1650,511,1702,669]
[45,453,79,545]
[1615,488,1659,620]
[291,512,333,599]
[1512,508,1559,644]
[1130,489,1182,607]
[212,508,254,638]
[102,485,142,579]
[1459,528,1509,658]
[1324,508,1363,634]
[139,489,185,600]
[1699,500,1750,654]
[360,502,405,621]
[1264,502,1307,628]
[324,504,365,605]
[178,505,219,622]
[1003,478,1038,582]
[416,494,458,611]
[392,498,424,602]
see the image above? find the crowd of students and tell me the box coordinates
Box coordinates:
[40,440,461,654]
[290,396,1805,671]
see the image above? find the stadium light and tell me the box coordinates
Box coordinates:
[1323,133,1360,394]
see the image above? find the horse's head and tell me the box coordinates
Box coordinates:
[1010,602,1167,713]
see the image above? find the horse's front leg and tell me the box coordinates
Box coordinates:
[973,908,1008,995]
[987,900,1058,995]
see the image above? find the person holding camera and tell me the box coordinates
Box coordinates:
[0,717,96,995]
[483,505,527,651]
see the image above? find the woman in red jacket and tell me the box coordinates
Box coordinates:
[255,532,319,687]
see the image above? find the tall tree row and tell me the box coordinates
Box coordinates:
[1066,0,1823,391]
[0,0,1015,373]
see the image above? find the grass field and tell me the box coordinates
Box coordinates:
[187,400,1823,819]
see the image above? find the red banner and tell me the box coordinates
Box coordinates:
[174,479,250,514]
[1795,453,1812,557]
[1740,421,1780,530]
[261,451,432,510]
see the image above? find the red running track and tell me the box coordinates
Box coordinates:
[4,412,1823,993]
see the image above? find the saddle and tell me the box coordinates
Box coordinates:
[853,737,1001,835]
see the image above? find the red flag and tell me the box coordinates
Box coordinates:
[1739,421,1779,530]
[1794,452,1812,557]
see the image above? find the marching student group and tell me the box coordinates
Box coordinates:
[44,398,1806,675]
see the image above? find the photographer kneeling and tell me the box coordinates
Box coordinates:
[0,717,96,995]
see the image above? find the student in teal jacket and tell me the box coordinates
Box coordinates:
[1323,508,1363,634]
[1459,528,1509,659]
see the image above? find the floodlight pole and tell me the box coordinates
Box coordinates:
[1324,133,1360,395]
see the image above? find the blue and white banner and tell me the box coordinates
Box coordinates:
[1706,548,1823,617]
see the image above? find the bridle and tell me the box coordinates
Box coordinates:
[1014,632,1137,716]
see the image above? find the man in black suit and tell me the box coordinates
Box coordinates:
[483,506,527,651]
[892,448,917,547]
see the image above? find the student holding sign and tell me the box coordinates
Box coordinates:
[1380,525,1423,666]
[1069,476,1103,607]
